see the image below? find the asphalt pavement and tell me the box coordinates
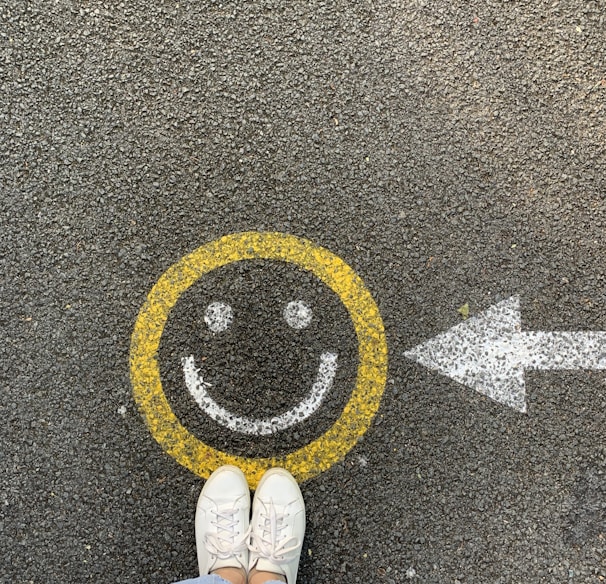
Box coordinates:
[2,1,606,582]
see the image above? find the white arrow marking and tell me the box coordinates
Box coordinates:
[404,296,606,412]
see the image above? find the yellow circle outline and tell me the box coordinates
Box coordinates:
[130,232,388,488]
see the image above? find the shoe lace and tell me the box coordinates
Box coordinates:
[205,507,251,560]
[249,500,300,566]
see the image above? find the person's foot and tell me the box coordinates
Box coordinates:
[195,465,250,579]
[248,468,305,584]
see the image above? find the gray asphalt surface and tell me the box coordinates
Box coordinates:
[2,1,606,582]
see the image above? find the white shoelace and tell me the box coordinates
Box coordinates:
[205,507,251,560]
[249,500,300,566]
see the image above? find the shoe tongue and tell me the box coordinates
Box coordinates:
[253,558,287,580]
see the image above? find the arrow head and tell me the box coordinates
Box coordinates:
[404,296,527,412]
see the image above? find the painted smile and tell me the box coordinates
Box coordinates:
[181,299,339,436]
[182,351,338,435]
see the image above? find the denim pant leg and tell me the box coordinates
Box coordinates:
[172,576,231,584]
[172,576,284,584]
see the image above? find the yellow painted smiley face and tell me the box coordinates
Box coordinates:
[129,232,388,488]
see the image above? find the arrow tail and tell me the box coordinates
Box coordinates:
[519,331,606,370]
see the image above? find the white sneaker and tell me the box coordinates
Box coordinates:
[248,468,306,584]
[195,465,251,576]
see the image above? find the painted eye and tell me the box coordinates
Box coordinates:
[283,300,313,329]
[204,302,233,333]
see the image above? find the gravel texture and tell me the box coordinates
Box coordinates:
[1,0,606,582]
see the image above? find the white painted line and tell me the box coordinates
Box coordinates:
[182,352,338,435]
[204,302,233,333]
[404,296,606,412]
[283,300,313,329]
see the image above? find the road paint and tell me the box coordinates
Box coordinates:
[283,300,313,329]
[182,352,338,435]
[130,231,388,487]
[204,301,233,333]
[404,295,606,412]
